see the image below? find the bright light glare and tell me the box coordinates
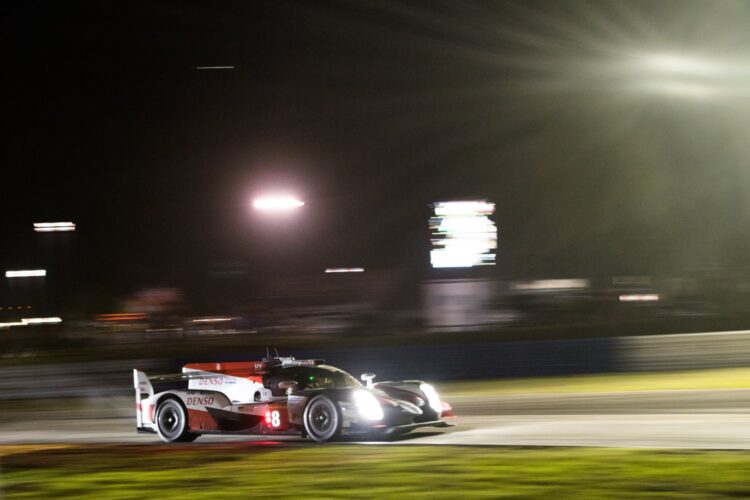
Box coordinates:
[33,222,76,232]
[5,270,47,278]
[641,54,716,75]
[0,317,63,328]
[619,294,660,302]
[353,390,384,420]
[434,200,495,216]
[324,268,364,273]
[631,52,746,99]
[21,317,62,324]
[639,80,716,99]
[252,195,304,211]
[420,383,442,414]
[430,200,497,268]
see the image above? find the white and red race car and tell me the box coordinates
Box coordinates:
[133,354,453,442]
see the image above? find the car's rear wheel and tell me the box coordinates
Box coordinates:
[303,395,341,442]
[156,398,198,443]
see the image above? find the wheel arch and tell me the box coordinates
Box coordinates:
[154,391,187,411]
[302,392,344,442]
[153,392,192,431]
[153,393,199,443]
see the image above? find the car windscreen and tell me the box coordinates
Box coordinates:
[269,365,362,393]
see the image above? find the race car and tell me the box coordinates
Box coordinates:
[133,353,453,442]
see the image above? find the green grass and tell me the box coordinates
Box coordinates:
[2,444,750,499]
[438,367,750,397]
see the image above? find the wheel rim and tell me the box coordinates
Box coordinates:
[308,400,336,438]
[158,402,183,440]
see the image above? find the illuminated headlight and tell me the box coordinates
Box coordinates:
[353,390,384,421]
[420,383,442,413]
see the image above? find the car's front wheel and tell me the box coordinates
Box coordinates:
[303,395,342,442]
[155,398,198,443]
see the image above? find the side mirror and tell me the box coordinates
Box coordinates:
[278,380,299,395]
[360,373,376,388]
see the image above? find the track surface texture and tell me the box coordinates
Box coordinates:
[2,390,748,449]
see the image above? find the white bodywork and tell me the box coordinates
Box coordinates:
[133,368,275,433]
[182,367,271,404]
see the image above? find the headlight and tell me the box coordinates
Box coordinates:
[420,383,442,413]
[353,390,384,421]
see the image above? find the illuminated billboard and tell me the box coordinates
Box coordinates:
[429,200,497,268]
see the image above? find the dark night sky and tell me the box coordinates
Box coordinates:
[4,0,750,303]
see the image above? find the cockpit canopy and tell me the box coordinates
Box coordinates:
[264,364,362,396]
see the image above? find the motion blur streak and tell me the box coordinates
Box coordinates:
[511,279,589,291]
[191,317,235,323]
[33,222,75,232]
[324,268,365,273]
[95,313,147,321]
[1,317,62,328]
[619,294,660,302]
[21,317,62,325]
[5,270,46,278]
[0,321,24,328]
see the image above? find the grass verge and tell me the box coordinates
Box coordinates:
[2,444,750,499]
[438,367,750,397]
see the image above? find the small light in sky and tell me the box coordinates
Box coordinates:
[252,195,305,212]
[325,268,365,273]
[5,269,47,278]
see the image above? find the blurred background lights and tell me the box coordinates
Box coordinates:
[0,317,62,328]
[191,317,236,323]
[620,294,660,302]
[6,269,47,278]
[434,200,495,217]
[252,195,304,211]
[21,317,62,325]
[512,279,590,291]
[430,200,497,268]
[33,222,75,232]
[195,65,235,70]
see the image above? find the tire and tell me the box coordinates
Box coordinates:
[303,395,342,443]
[155,398,198,443]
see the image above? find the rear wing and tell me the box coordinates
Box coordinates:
[133,369,154,428]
